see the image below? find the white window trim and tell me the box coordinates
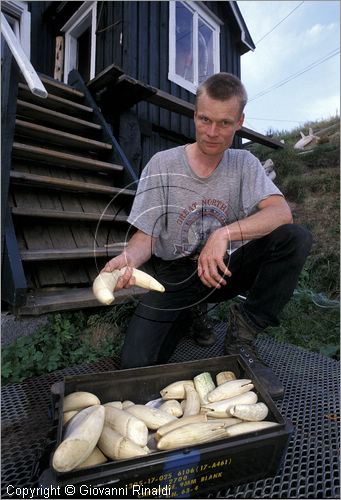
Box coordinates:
[61,1,97,83]
[168,0,220,94]
[1,1,31,57]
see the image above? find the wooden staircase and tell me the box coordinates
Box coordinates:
[3,64,284,315]
[7,74,139,315]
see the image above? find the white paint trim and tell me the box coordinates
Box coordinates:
[229,1,254,52]
[168,0,220,94]
[168,72,197,94]
[168,1,176,82]
[61,1,97,83]
[1,1,31,57]
[193,11,198,87]
[196,1,224,26]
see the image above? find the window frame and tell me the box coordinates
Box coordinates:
[1,1,31,57]
[168,0,221,94]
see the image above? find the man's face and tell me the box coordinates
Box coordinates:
[194,92,244,157]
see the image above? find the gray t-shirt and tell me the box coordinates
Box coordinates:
[127,145,283,260]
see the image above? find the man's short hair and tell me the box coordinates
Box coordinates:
[196,72,248,115]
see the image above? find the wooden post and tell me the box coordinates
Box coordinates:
[54,36,64,81]
[1,43,18,257]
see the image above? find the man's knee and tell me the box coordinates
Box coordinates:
[272,224,313,257]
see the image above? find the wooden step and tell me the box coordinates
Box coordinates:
[18,83,93,115]
[16,100,101,133]
[15,119,112,152]
[21,244,127,261]
[12,142,124,174]
[10,171,135,196]
[39,74,84,101]
[12,207,129,223]
[17,286,145,315]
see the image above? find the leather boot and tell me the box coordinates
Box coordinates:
[189,303,217,347]
[224,303,284,399]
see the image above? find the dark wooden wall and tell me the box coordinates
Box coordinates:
[30,1,244,170]
[29,1,55,76]
[96,1,244,166]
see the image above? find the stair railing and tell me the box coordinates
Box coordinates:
[1,12,47,98]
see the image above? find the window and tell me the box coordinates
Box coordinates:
[169,1,220,93]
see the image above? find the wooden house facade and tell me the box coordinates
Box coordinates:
[1,1,283,315]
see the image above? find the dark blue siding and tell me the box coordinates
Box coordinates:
[30,1,244,163]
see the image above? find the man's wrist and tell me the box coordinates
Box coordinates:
[217,226,233,243]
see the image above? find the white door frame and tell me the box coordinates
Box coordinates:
[61,1,97,83]
[1,0,31,57]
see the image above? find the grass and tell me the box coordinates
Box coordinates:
[242,115,340,359]
[264,290,339,359]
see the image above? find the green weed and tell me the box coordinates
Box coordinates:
[1,302,137,385]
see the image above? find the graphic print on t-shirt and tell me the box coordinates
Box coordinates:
[174,198,229,257]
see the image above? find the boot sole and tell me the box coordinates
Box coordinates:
[223,346,284,399]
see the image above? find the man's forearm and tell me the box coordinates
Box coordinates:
[219,199,293,245]
[123,230,156,268]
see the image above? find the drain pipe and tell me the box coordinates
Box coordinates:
[1,12,47,98]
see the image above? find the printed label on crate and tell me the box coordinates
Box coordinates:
[122,450,233,498]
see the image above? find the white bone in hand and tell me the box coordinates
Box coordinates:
[93,267,165,305]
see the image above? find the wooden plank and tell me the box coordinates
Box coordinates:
[17,286,146,315]
[10,171,136,197]
[147,89,195,118]
[50,236,90,285]
[119,111,142,174]
[18,83,94,115]
[59,169,110,187]
[56,167,100,251]
[12,187,88,287]
[34,185,89,285]
[87,63,124,94]
[21,244,127,261]
[95,225,131,250]
[10,183,41,211]
[137,1,149,120]
[16,100,101,132]
[58,187,98,268]
[15,119,112,151]
[108,74,156,111]
[12,187,65,286]
[237,126,285,149]
[11,207,129,222]
[149,1,161,126]
[39,74,84,100]
[11,211,65,287]
[12,142,124,173]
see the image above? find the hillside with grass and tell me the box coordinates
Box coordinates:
[244,116,340,358]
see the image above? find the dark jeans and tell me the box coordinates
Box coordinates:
[120,224,313,368]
